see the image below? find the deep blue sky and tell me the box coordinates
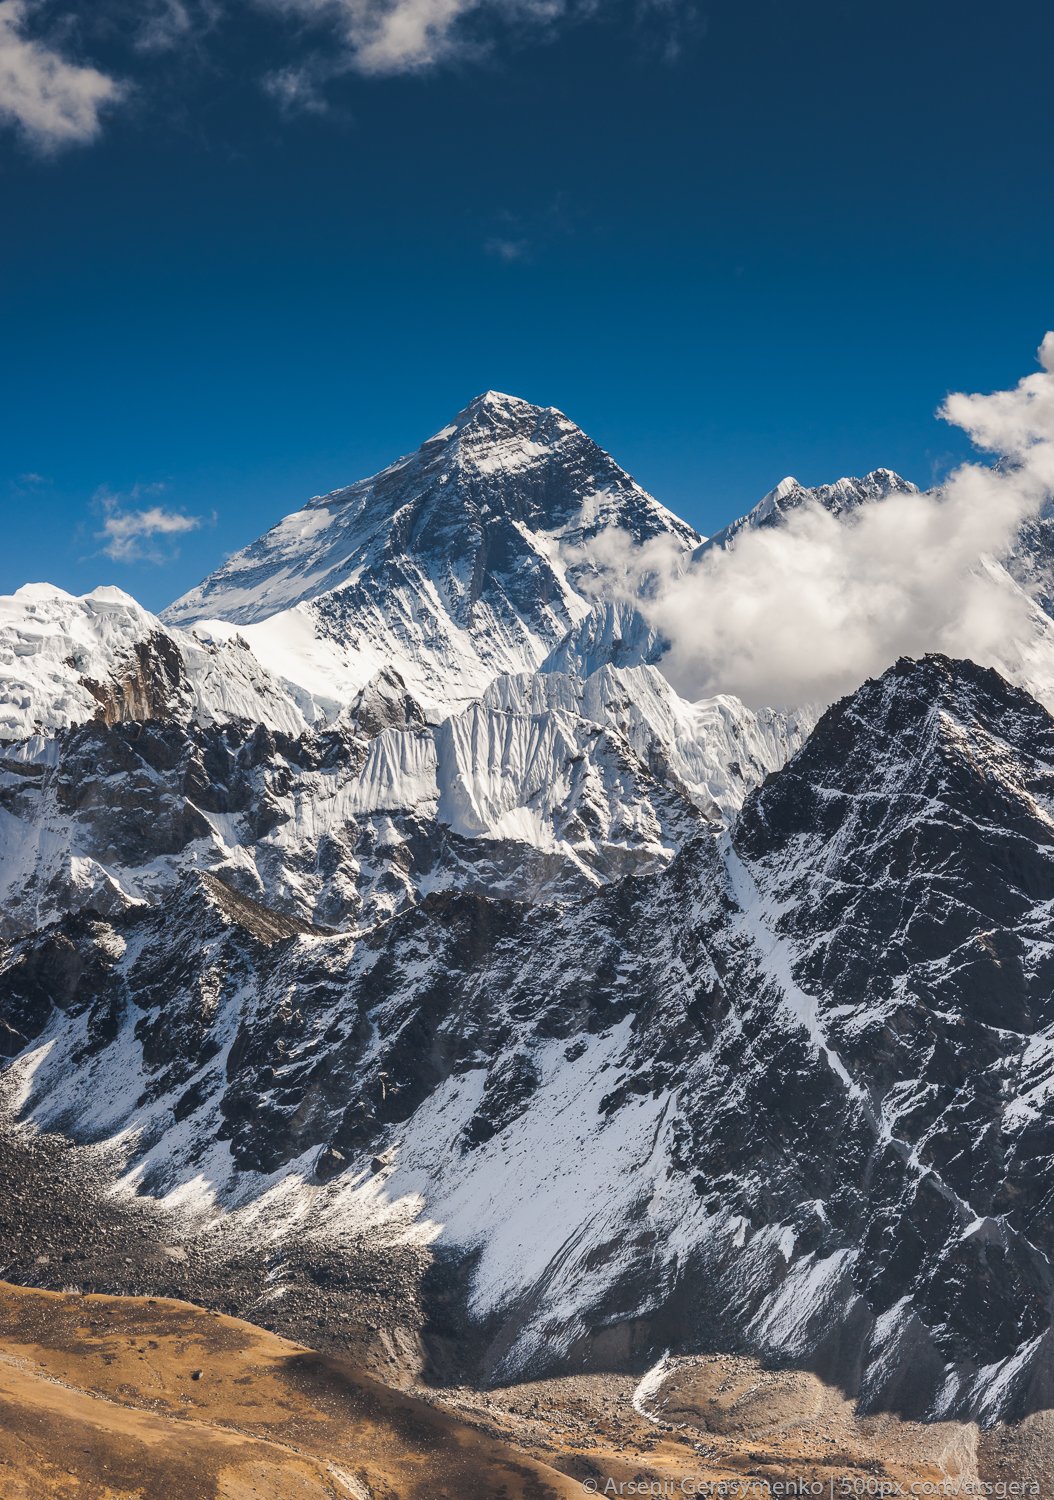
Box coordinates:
[1,0,1052,610]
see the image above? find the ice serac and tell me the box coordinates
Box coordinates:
[538,599,666,677]
[0,612,754,944]
[6,655,1054,1421]
[0,585,800,942]
[164,392,701,719]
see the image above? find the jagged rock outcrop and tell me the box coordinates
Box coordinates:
[700,469,921,554]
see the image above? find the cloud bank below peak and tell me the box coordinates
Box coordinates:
[580,334,1054,713]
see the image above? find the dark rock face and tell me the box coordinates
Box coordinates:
[4,654,1054,1421]
[161,392,704,718]
[166,393,700,637]
[736,654,1054,1017]
[82,631,189,726]
[1007,500,1054,621]
[725,656,1054,1414]
[313,396,695,642]
[349,668,427,739]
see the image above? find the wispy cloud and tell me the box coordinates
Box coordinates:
[484,235,529,263]
[133,0,195,52]
[271,0,693,79]
[131,0,224,54]
[94,485,209,564]
[1,0,698,145]
[256,0,499,79]
[635,0,705,64]
[261,55,340,114]
[139,0,599,93]
[0,0,124,149]
[482,196,577,265]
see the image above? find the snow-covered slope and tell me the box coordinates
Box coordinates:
[538,599,666,676]
[164,392,701,719]
[6,655,1054,1422]
[483,662,809,820]
[1005,498,1054,624]
[0,570,804,941]
[0,643,804,940]
[0,583,309,741]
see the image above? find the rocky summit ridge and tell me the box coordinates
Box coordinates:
[163,391,700,720]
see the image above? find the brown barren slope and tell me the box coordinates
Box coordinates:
[2,1281,1053,1500]
[0,1281,581,1500]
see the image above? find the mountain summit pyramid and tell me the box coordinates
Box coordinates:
[164,392,700,718]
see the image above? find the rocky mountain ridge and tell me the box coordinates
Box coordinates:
[4,654,1054,1423]
[700,467,921,553]
[0,401,806,938]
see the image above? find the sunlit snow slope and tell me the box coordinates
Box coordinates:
[165,391,701,719]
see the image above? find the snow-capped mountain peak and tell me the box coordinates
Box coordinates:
[164,395,701,719]
[703,466,920,552]
[756,473,801,512]
[10,391,1054,1428]
[435,387,570,437]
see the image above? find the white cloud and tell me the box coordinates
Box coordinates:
[579,335,1054,712]
[252,0,689,83]
[0,0,123,148]
[256,0,571,81]
[95,487,206,564]
[1,0,687,140]
[261,55,336,113]
[133,0,224,54]
[134,0,194,51]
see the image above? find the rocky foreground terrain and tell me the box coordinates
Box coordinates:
[0,1281,582,1499]
[1,1276,1052,1499]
